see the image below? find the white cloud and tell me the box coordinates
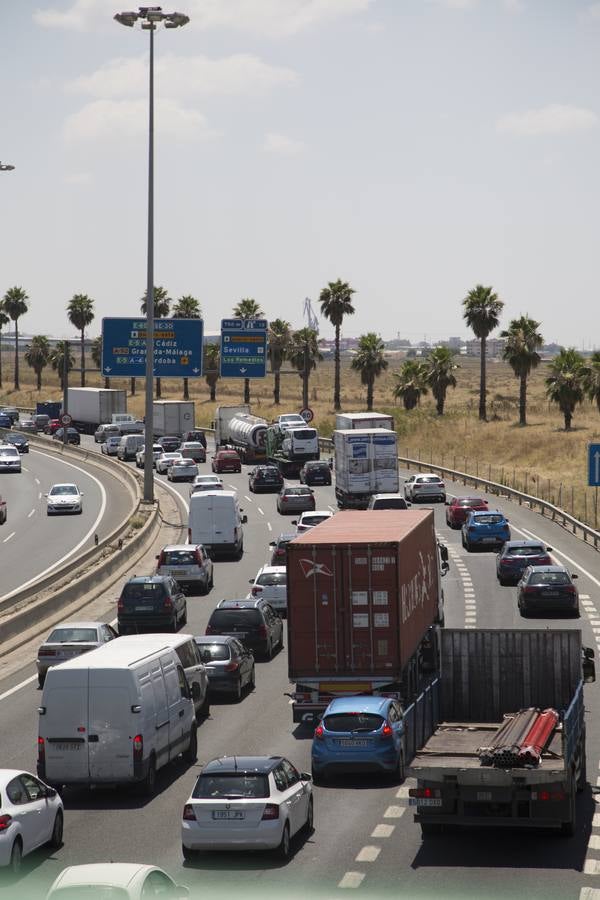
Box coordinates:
[63,172,92,184]
[497,104,598,136]
[263,132,305,154]
[586,3,600,20]
[35,0,373,36]
[67,53,298,100]
[63,98,220,142]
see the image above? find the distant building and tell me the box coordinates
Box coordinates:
[465,337,506,358]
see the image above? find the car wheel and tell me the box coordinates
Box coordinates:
[520,603,529,618]
[233,677,243,702]
[181,607,188,626]
[38,672,46,689]
[9,838,22,877]
[265,640,273,661]
[276,823,291,859]
[139,756,157,796]
[209,571,214,590]
[184,727,197,764]
[420,822,444,836]
[311,767,324,786]
[392,751,405,784]
[248,665,256,691]
[498,576,507,587]
[199,691,210,718]
[304,797,314,834]
[171,617,178,633]
[48,809,63,849]
[573,605,581,619]
[182,843,198,862]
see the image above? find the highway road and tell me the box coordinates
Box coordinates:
[1,443,600,899]
[0,442,133,600]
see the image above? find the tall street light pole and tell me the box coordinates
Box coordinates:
[114,6,189,504]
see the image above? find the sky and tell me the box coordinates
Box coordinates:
[2,0,600,345]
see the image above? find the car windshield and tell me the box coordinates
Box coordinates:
[161,550,197,565]
[163,453,180,459]
[473,514,504,525]
[209,609,262,627]
[220,452,239,458]
[47,628,98,643]
[529,572,571,585]
[324,712,385,733]
[306,463,327,471]
[0,448,18,457]
[301,515,329,526]
[183,443,203,450]
[193,484,224,492]
[256,573,286,586]
[193,773,269,799]
[121,582,165,601]
[197,643,231,661]
[509,546,545,556]
[49,485,77,495]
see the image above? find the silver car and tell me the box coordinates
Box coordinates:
[404,473,446,503]
[136,443,163,468]
[36,621,118,688]
[156,543,214,595]
[190,474,224,496]
[156,451,183,474]
[0,445,21,473]
[101,435,122,456]
[167,459,199,482]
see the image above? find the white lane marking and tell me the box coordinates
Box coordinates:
[328,505,335,512]
[371,824,394,838]
[338,873,365,889]
[581,595,592,600]
[383,805,405,818]
[35,477,40,485]
[38,492,42,500]
[28,509,35,518]
[589,836,600,851]
[0,449,108,601]
[581,888,600,898]
[0,674,37,702]
[257,507,264,516]
[519,526,600,590]
[267,522,272,532]
[244,495,253,503]
[159,479,190,516]
[355,846,380,862]
[227,483,237,490]
[395,786,410,799]
[22,467,29,472]
[465,624,476,629]
[593,813,600,828]
[584,859,600,876]
[3,531,16,543]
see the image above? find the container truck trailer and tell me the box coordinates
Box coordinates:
[286,509,448,724]
[335,412,394,431]
[334,428,399,508]
[152,401,195,437]
[67,388,127,434]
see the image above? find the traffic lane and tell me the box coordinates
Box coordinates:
[0,453,40,536]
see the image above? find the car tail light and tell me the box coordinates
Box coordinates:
[157,552,166,567]
[133,734,143,761]
[469,527,476,533]
[261,804,280,820]
[258,624,268,637]
[117,597,124,612]
[381,722,393,739]
[564,585,577,594]
[439,482,445,488]
[409,787,441,799]
[182,804,196,821]
[503,558,520,565]
[224,661,240,672]
[532,790,565,801]
[205,625,215,635]
[0,815,12,832]
[194,550,203,565]
[163,597,173,610]
[37,736,45,766]
[314,723,324,740]
[38,648,57,657]
[281,496,287,502]
[523,586,538,593]
[251,586,262,597]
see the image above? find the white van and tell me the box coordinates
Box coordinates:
[188,490,247,559]
[282,427,319,460]
[117,434,145,461]
[37,640,199,795]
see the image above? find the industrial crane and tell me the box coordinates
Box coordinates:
[303,297,319,333]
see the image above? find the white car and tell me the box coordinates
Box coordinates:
[46,863,189,899]
[46,483,83,515]
[182,755,313,858]
[36,620,118,688]
[403,473,446,503]
[0,445,21,473]
[180,441,206,463]
[248,565,287,614]
[293,509,334,535]
[277,413,307,432]
[101,435,122,456]
[135,443,163,469]
[189,474,224,497]
[156,451,183,475]
[0,769,63,875]
[167,459,199,482]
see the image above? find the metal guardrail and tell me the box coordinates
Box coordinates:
[318,437,600,550]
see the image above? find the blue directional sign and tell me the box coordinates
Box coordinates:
[220,318,268,379]
[101,317,203,379]
[588,443,600,487]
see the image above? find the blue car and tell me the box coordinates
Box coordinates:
[311,695,405,783]
[461,509,510,551]
[0,414,12,429]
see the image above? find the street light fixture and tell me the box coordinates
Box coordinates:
[0,162,15,172]
[114,5,189,504]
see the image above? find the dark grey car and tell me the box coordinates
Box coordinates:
[195,635,255,701]
[117,575,187,634]
[276,486,315,515]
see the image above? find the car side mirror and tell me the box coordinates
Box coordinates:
[445,500,450,505]
[547,547,553,552]
[249,578,253,584]
[572,573,578,579]
[291,520,297,525]
[242,514,248,524]
[583,647,596,683]
[441,562,450,576]
[44,493,48,498]
[80,492,84,497]
[269,541,276,547]
[44,787,57,799]
[300,772,312,782]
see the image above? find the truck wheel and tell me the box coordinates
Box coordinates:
[38,672,46,689]
[391,751,405,784]
[577,736,587,792]
[560,779,576,836]
[184,727,197,764]
[420,822,444,837]
[139,756,156,797]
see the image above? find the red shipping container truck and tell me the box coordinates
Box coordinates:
[286,509,446,723]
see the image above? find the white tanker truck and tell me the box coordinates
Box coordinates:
[214,406,268,464]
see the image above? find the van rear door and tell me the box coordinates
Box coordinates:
[41,669,90,784]
[189,494,214,546]
[88,669,136,781]
[213,495,235,546]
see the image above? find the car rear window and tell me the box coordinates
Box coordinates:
[193,773,269,799]
[324,713,385,733]
[306,463,327,471]
[291,429,316,439]
[0,447,18,457]
[372,499,407,509]
[197,643,231,662]
[257,573,286,586]
[220,451,239,458]
[209,609,262,628]
[285,487,312,495]
[47,628,98,643]
[458,498,484,507]
[121,582,166,601]
[301,515,329,526]
[161,550,198,566]
[417,477,442,484]
[529,572,571,585]
[473,514,504,524]
[508,546,545,557]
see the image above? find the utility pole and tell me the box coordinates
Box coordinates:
[63,341,69,447]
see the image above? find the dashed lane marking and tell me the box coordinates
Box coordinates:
[328,505,336,512]
[593,813,600,828]
[371,824,394,838]
[257,507,264,516]
[34,477,40,485]
[27,509,35,518]
[267,522,272,531]
[395,786,410,799]
[38,492,42,499]
[581,889,600,899]
[338,872,365,889]
[584,859,600,876]
[244,495,252,503]
[0,674,37,702]
[589,836,600,851]
[355,846,380,862]
[383,805,405,818]
[2,532,15,543]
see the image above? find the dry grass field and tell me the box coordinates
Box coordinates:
[2,351,600,528]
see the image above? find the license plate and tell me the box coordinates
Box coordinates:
[409,798,442,807]
[233,632,247,638]
[482,537,497,543]
[135,605,153,612]
[55,742,81,752]
[212,810,245,820]
[543,591,559,598]
[338,739,369,747]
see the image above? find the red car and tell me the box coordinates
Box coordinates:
[44,419,62,435]
[445,496,488,528]
[211,449,242,474]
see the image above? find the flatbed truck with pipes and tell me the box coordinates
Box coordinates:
[409,628,594,836]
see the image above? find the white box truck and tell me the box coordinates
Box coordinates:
[334,428,399,508]
[68,387,127,434]
[335,412,394,431]
[153,401,195,437]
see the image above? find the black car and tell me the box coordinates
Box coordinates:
[249,465,284,493]
[517,565,579,617]
[0,414,12,429]
[496,540,553,585]
[5,433,29,453]
[182,429,207,449]
[205,598,283,660]
[299,461,332,486]
[158,435,181,453]
[269,532,296,565]
[195,635,255,700]
[117,575,187,634]
[53,427,80,445]
[0,407,19,424]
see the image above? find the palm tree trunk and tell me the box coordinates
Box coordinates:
[367,377,374,411]
[564,409,572,430]
[334,324,341,411]
[244,378,250,405]
[183,377,189,400]
[37,368,42,391]
[436,391,444,416]
[14,321,19,390]
[519,373,527,426]
[479,337,487,421]
[274,369,281,405]
[80,329,86,387]
[156,377,162,399]
[130,377,136,396]
[210,383,216,402]
[0,334,3,388]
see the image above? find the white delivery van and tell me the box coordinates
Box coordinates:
[37,640,199,795]
[117,434,145,461]
[188,490,247,559]
[281,427,319,460]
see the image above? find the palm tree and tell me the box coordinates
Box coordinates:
[501,315,543,426]
[288,328,322,408]
[172,295,202,400]
[319,279,356,411]
[350,333,388,411]
[141,285,172,399]
[91,335,109,388]
[233,298,264,404]
[67,294,95,387]
[462,284,504,421]
[0,305,9,389]
[582,351,600,414]
[545,348,585,431]
[268,319,291,405]
[425,347,459,416]
[203,342,220,402]
[50,341,75,391]
[3,286,29,390]
[393,359,429,411]
[24,336,51,391]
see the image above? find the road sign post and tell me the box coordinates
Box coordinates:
[588,443,600,487]
[220,318,268,379]
[101,318,203,379]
